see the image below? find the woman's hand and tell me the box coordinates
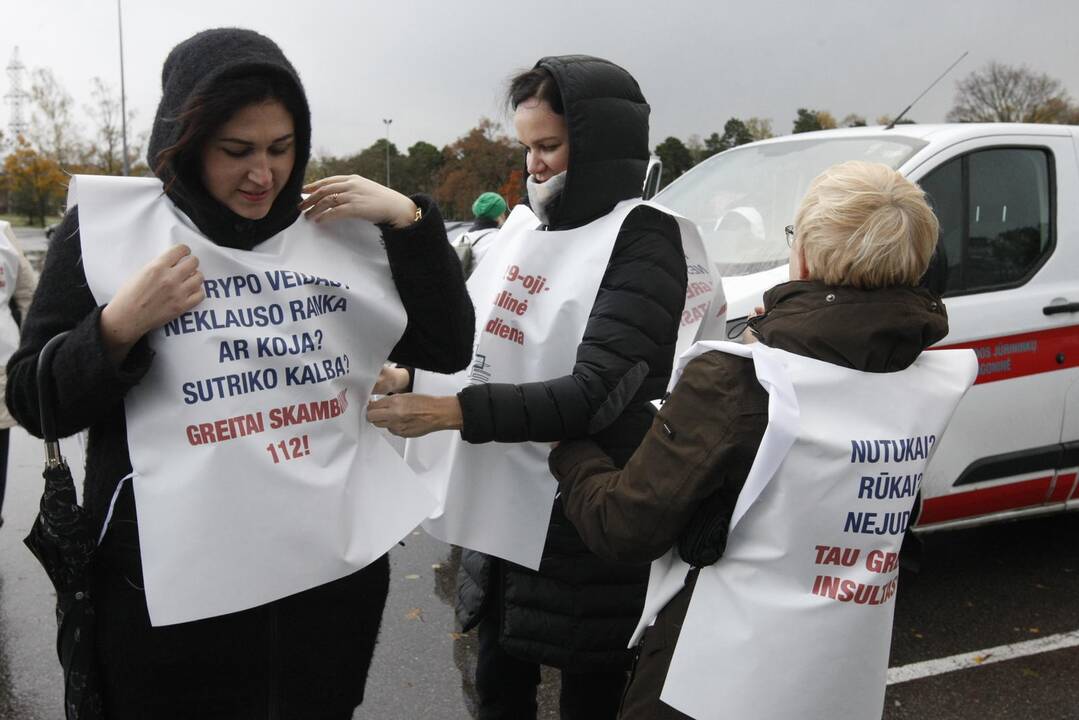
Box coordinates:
[372,365,411,395]
[742,305,765,344]
[367,394,463,438]
[300,175,418,228]
[100,244,204,365]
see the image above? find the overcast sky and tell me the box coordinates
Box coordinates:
[4,0,1078,159]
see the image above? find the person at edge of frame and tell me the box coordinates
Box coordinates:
[454,191,509,278]
[0,220,39,529]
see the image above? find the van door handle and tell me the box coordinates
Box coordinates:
[1043,302,1079,315]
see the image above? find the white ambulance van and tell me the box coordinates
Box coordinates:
[656,123,1079,532]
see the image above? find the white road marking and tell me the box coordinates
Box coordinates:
[887,630,1079,685]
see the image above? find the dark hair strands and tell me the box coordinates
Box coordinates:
[154,72,304,190]
[506,67,563,114]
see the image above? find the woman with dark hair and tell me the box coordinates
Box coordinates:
[370,56,702,719]
[6,28,472,719]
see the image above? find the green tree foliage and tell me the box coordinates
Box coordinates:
[792,108,820,134]
[307,139,402,187]
[352,138,402,185]
[400,141,443,195]
[703,132,725,157]
[792,108,837,134]
[720,118,754,148]
[654,136,694,188]
[698,119,756,162]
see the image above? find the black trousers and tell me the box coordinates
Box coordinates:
[93,485,389,719]
[475,611,627,720]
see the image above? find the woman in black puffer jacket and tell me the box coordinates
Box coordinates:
[6,28,472,720]
[369,55,688,720]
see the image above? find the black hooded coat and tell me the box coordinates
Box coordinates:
[6,28,473,719]
[454,55,689,672]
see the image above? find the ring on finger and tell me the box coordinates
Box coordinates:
[330,193,340,206]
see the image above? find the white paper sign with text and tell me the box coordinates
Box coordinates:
[73,175,437,626]
[408,200,718,569]
[633,340,976,719]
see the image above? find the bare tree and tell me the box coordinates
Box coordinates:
[85,77,141,175]
[745,117,774,140]
[816,111,838,130]
[685,133,705,162]
[948,61,1076,123]
[876,114,916,126]
[88,77,121,173]
[30,67,83,166]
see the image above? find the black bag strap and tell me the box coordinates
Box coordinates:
[37,330,71,450]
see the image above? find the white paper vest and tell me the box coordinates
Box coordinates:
[0,222,23,365]
[636,340,976,720]
[408,199,722,569]
[72,176,437,626]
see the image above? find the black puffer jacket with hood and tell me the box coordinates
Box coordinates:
[455,55,688,672]
[6,28,473,719]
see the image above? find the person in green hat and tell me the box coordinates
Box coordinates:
[454,191,508,276]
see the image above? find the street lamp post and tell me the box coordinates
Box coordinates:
[382,118,392,188]
[117,0,130,176]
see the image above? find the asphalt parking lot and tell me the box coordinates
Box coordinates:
[884,513,1079,719]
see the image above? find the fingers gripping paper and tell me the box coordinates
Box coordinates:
[633,340,976,719]
[408,200,720,569]
[72,176,438,626]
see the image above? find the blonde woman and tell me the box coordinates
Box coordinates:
[548,161,975,719]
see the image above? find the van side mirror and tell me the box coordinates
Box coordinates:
[643,157,663,200]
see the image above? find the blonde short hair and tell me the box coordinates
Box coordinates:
[794,161,939,288]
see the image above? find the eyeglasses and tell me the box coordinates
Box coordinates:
[785,225,795,248]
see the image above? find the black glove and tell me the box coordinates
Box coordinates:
[677,491,732,567]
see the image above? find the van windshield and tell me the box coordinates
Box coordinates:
[655,136,927,276]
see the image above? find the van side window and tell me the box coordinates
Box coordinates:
[920,158,963,294]
[919,148,1053,296]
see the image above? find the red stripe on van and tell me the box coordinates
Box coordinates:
[1058,472,1079,503]
[1047,473,1075,503]
[919,476,1052,525]
[935,325,1079,385]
